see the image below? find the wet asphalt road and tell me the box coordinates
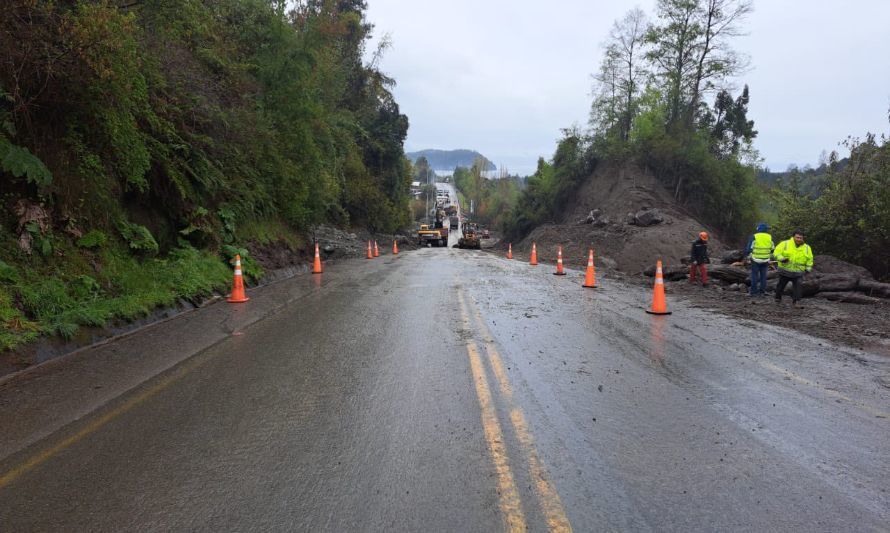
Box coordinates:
[1,247,888,531]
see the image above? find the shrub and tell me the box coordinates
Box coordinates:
[77,230,109,249]
[117,221,159,256]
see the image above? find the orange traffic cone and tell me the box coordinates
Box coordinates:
[583,249,597,288]
[312,242,323,274]
[367,240,373,259]
[553,245,566,275]
[392,239,399,255]
[646,260,672,315]
[507,243,513,259]
[373,241,379,257]
[227,254,250,303]
[530,242,538,266]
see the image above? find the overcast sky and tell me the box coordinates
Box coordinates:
[365,0,890,175]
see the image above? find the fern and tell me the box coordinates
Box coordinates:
[116,221,159,256]
[0,137,53,187]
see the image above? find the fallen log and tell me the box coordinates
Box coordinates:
[643,264,688,281]
[705,264,749,284]
[813,273,860,292]
[857,280,890,299]
[721,250,746,264]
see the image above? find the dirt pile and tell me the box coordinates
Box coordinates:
[508,162,726,273]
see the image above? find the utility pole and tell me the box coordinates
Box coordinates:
[425,168,430,225]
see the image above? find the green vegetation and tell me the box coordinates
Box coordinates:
[0,0,409,351]
[505,0,760,242]
[452,159,523,229]
[0,241,231,351]
[772,133,890,280]
[503,132,594,239]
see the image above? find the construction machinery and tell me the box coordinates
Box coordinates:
[457,222,481,250]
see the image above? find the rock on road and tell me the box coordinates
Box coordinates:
[0,247,888,531]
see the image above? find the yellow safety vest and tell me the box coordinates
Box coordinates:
[751,232,774,261]
[774,238,813,273]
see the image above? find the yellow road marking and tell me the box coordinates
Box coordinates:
[464,296,573,532]
[0,345,216,490]
[459,291,573,532]
[457,291,526,531]
[466,342,527,532]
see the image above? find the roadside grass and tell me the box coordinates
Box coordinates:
[0,238,233,351]
[235,218,304,250]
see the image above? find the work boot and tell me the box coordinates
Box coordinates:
[793,301,805,309]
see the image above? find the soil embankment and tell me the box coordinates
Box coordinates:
[497,163,890,353]
[507,163,726,274]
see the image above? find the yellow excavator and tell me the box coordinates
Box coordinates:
[457,222,481,250]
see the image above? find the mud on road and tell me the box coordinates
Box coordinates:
[487,246,890,357]
[668,280,890,356]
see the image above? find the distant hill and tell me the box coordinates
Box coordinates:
[407,149,496,172]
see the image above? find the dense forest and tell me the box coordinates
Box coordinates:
[0,0,410,350]
[772,133,889,279]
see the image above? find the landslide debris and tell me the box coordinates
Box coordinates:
[507,162,727,273]
[498,162,890,352]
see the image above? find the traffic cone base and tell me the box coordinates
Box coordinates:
[583,249,597,288]
[227,254,250,303]
[312,242,323,274]
[646,259,671,315]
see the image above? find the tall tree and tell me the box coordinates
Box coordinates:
[646,0,751,128]
[706,85,757,158]
[689,0,752,118]
[591,8,649,141]
[645,0,701,126]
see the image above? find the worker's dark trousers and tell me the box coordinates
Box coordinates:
[775,273,802,302]
[750,261,769,295]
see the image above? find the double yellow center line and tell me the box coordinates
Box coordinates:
[457,291,572,532]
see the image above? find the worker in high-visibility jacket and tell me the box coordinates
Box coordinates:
[745,223,774,296]
[774,229,814,307]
